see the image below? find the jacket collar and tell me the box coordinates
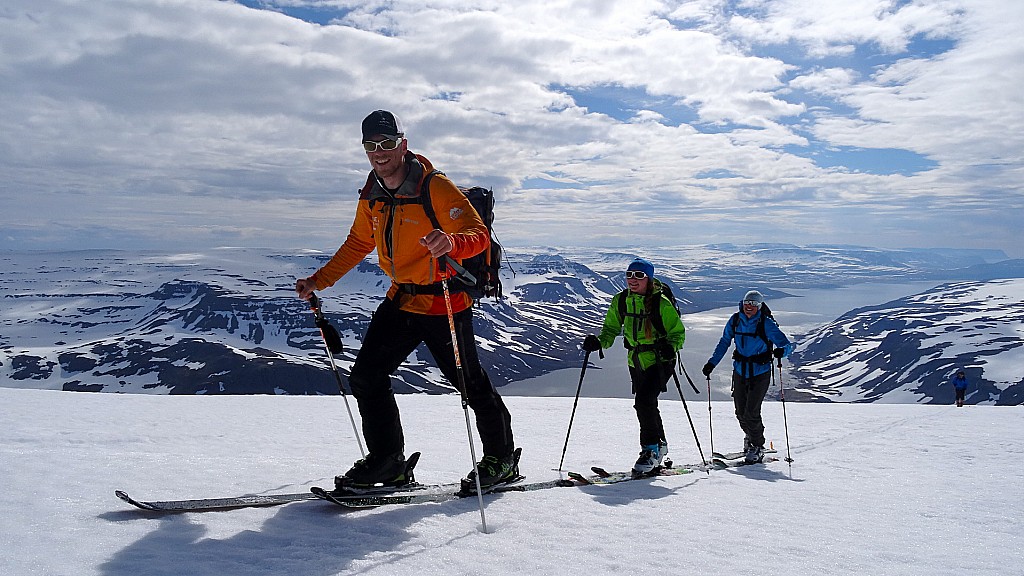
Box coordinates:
[365,152,425,203]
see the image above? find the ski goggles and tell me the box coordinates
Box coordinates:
[743,299,761,307]
[625,270,648,279]
[362,137,404,152]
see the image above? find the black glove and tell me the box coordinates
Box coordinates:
[773,347,785,359]
[582,334,602,352]
[658,341,675,361]
[701,362,715,377]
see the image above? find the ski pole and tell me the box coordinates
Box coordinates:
[557,346,603,473]
[308,292,365,458]
[440,259,488,533]
[776,357,794,463]
[670,370,708,470]
[678,358,700,394]
[705,374,715,462]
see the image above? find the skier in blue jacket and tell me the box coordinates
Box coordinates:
[950,369,968,407]
[702,290,794,463]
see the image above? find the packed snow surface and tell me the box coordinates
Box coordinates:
[1,388,1020,575]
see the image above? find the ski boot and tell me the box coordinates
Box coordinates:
[461,448,522,494]
[632,444,661,477]
[334,451,419,493]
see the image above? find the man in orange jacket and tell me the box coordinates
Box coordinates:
[296,110,516,489]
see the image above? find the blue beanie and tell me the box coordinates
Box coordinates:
[627,257,655,278]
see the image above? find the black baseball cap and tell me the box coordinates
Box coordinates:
[361,110,404,140]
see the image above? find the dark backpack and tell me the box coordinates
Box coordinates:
[421,171,504,300]
[729,302,775,368]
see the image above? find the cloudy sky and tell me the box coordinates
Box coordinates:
[2,0,1022,257]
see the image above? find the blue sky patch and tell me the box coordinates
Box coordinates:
[521,177,584,190]
[553,83,701,126]
[785,144,938,175]
[235,1,349,25]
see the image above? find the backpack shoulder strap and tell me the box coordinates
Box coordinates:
[649,281,670,338]
[756,302,774,348]
[615,288,629,324]
[419,169,443,230]
[617,286,673,339]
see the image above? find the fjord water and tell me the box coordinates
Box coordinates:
[502,281,944,399]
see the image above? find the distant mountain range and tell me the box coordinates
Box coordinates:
[1,245,1021,403]
[787,278,1024,405]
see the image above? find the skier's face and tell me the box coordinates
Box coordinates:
[364,135,407,184]
[625,270,648,294]
[742,300,760,318]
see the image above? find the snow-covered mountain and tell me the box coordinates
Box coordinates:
[787,279,1024,405]
[2,245,1021,402]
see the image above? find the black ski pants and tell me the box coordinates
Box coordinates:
[348,297,514,459]
[731,369,771,448]
[629,361,671,447]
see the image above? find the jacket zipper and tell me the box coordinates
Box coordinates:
[383,203,397,278]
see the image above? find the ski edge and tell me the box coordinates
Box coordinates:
[115,489,318,512]
[711,448,779,461]
[572,464,696,485]
[316,476,579,509]
[711,456,781,469]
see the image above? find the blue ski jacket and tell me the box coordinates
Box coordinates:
[709,304,793,378]
[950,373,968,390]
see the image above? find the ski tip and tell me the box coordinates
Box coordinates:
[115,490,158,511]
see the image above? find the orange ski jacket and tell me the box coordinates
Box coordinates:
[308,153,489,315]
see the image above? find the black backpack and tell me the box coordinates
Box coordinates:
[421,171,504,300]
[729,302,776,371]
[616,278,678,338]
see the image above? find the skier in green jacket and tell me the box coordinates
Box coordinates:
[582,257,686,475]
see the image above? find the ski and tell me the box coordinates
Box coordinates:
[567,462,695,485]
[313,476,578,509]
[711,448,778,461]
[313,448,545,508]
[116,452,429,513]
[711,456,780,469]
[115,489,318,512]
